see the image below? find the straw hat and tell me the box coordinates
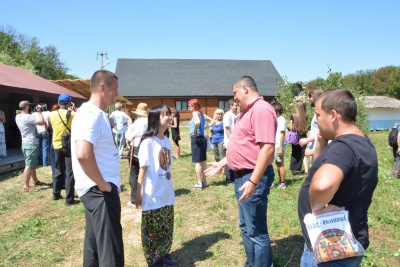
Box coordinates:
[132,103,148,117]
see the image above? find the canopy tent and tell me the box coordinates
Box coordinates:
[50,78,133,105]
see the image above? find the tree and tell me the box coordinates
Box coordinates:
[0,25,77,79]
[371,66,397,97]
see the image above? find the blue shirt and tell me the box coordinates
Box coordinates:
[211,122,224,144]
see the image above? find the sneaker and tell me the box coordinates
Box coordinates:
[161,254,179,266]
[277,182,287,189]
[202,181,208,188]
[127,201,134,207]
[192,183,203,190]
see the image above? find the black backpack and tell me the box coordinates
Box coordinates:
[388,126,398,147]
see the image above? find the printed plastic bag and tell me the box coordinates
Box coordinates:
[303,210,366,263]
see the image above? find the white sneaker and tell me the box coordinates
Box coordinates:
[192,183,203,190]
[127,201,134,206]
[277,182,287,189]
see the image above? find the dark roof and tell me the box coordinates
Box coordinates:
[115,59,282,98]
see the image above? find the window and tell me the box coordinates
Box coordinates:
[175,100,188,111]
[218,100,230,111]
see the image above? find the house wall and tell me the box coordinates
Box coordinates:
[368,108,400,130]
[123,96,275,121]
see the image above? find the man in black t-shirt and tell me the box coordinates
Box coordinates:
[298,89,378,266]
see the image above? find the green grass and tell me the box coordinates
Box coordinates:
[0,128,399,266]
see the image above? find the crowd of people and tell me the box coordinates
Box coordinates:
[11,70,380,267]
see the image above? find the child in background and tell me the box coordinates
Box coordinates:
[135,104,178,267]
[272,102,287,189]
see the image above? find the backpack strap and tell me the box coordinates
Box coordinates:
[57,110,71,132]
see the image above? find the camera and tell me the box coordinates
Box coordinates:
[29,103,47,112]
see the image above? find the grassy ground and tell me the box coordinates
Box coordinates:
[0,128,399,266]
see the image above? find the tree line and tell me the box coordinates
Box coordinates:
[0,26,77,80]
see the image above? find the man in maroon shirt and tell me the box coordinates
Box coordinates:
[205,76,277,267]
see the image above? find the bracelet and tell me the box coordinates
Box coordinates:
[248,179,257,186]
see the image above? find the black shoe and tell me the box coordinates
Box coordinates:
[65,200,80,206]
[52,194,62,200]
[161,254,179,266]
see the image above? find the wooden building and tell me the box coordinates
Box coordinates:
[115,59,282,119]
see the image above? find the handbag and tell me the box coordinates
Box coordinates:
[285,131,299,145]
[205,126,213,151]
[206,136,213,151]
[303,210,366,263]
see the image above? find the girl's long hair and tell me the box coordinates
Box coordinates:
[293,102,307,135]
[141,104,171,142]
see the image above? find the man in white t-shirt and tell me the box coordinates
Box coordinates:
[71,70,124,266]
[223,99,238,184]
[299,87,324,164]
[36,104,51,166]
[110,102,131,158]
[16,101,45,192]
[271,102,287,189]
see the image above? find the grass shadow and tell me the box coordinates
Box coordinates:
[174,188,191,197]
[272,234,304,267]
[171,232,231,266]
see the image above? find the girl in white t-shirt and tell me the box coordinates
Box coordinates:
[135,104,178,267]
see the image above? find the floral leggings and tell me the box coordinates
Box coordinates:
[142,205,174,265]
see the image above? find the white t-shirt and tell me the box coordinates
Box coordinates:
[223,111,236,147]
[15,113,40,145]
[71,102,120,197]
[275,115,287,150]
[138,136,175,211]
[309,113,318,150]
[36,111,51,133]
[110,110,130,134]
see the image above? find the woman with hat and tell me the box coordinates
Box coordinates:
[125,103,149,206]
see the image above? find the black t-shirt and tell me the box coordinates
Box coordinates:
[298,134,378,250]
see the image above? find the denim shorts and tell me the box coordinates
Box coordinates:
[22,143,39,167]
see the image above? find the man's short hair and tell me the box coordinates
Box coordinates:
[233,76,258,92]
[271,102,283,115]
[90,70,118,92]
[229,99,236,106]
[115,102,122,110]
[318,88,357,123]
[19,101,29,110]
[309,87,324,99]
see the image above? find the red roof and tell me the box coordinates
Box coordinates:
[0,64,86,100]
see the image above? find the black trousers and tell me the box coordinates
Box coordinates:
[53,148,75,203]
[129,156,139,203]
[80,183,124,267]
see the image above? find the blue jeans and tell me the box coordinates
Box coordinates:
[114,133,125,158]
[38,131,50,165]
[235,165,275,267]
[300,243,364,267]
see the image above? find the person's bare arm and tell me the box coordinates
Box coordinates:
[171,117,178,129]
[239,143,274,202]
[225,126,231,139]
[75,140,111,192]
[135,166,148,208]
[309,163,344,215]
[278,131,285,156]
[192,111,200,135]
[36,110,45,126]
